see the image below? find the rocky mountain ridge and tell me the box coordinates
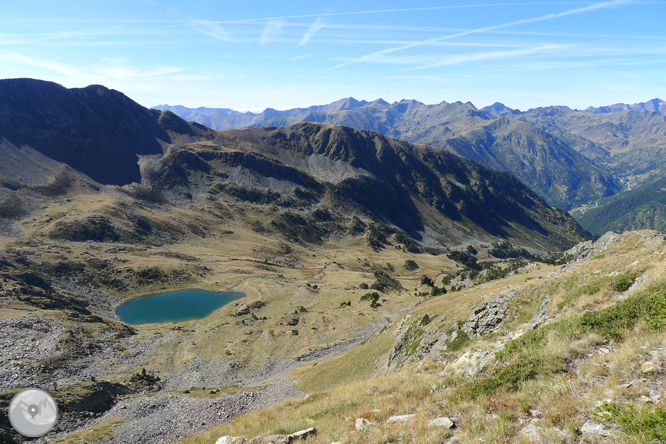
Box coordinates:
[157,96,666,220]
[0,78,589,252]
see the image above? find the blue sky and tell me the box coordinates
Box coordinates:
[1,0,665,111]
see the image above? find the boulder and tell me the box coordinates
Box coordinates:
[288,428,317,441]
[445,349,496,377]
[463,293,513,338]
[641,360,661,374]
[564,231,623,263]
[579,420,612,437]
[428,417,455,429]
[386,414,416,423]
[355,418,372,431]
[247,428,316,443]
[519,424,543,443]
[216,437,245,444]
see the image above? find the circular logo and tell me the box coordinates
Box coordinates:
[8,388,58,438]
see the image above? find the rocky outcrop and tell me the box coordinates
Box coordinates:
[529,298,551,330]
[579,420,613,438]
[463,292,514,338]
[218,428,318,444]
[443,349,498,378]
[564,231,623,263]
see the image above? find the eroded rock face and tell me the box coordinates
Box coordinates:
[564,231,624,263]
[529,298,552,330]
[463,292,514,338]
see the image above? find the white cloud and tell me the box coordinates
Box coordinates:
[291,54,314,62]
[260,20,284,46]
[190,19,236,42]
[324,0,634,71]
[299,18,324,46]
[0,49,81,77]
[405,44,566,70]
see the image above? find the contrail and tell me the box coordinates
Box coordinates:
[323,0,634,72]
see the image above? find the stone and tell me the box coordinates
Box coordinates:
[528,409,543,418]
[529,298,551,330]
[247,428,316,444]
[641,360,661,374]
[386,414,416,423]
[519,423,543,443]
[463,297,509,338]
[428,417,455,429]
[355,418,372,431]
[579,420,612,437]
[289,428,317,441]
[216,437,245,444]
[445,349,496,377]
[648,389,661,402]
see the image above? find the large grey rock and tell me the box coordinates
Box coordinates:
[463,293,513,338]
[428,417,455,429]
[445,349,496,377]
[216,437,245,444]
[519,424,543,442]
[386,414,416,423]
[564,231,623,263]
[289,428,317,441]
[247,428,317,443]
[579,420,612,437]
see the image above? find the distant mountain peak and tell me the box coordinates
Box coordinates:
[481,102,515,117]
[585,98,666,114]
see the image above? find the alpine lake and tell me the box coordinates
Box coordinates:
[116,289,244,324]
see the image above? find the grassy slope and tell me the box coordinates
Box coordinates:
[179,231,666,444]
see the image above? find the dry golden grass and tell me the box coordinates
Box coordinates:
[5,184,666,444]
[176,230,666,444]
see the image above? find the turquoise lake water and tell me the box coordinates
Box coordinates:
[116,289,244,324]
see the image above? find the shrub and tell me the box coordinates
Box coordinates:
[459,355,566,399]
[395,233,421,253]
[489,240,536,260]
[373,270,402,292]
[594,402,666,441]
[446,330,470,352]
[447,250,481,270]
[420,275,434,287]
[611,271,636,292]
[431,286,447,296]
[361,292,382,308]
[404,259,419,271]
[359,283,369,289]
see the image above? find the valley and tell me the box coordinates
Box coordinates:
[159,98,666,226]
[1,79,666,444]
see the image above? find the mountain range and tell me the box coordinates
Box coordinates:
[156,98,666,226]
[0,78,588,252]
[3,79,666,444]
